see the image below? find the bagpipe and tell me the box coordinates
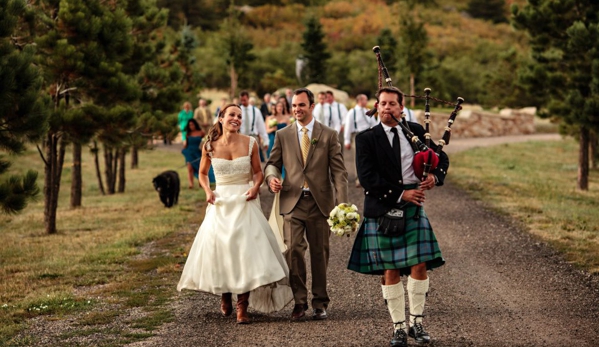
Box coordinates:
[366,46,464,181]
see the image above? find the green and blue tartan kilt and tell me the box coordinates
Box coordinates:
[347,204,445,276]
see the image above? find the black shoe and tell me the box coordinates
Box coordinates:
[390,328,408,347]
[408,322,431,344]
[312,308,327,320]
[291,304,308,321]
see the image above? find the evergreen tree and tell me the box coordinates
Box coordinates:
[0,0,48,214]
[31,0,136,232]
[123,0,183,169]
[467,0,507,24]
[217,4,255,98]
[300,15,330,84]
[376,28,398,79]
[398,13,430,104]
[513,0,599,190]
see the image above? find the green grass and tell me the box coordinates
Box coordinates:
[449,138,599,273]
[0,144,206,345]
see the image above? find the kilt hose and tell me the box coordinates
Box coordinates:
[347,203,445,276]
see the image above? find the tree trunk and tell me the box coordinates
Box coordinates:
[92,141,106,195]
[111,149,118,193]
[409,73,415,108]
[104,144,115,194]
[230,65,237,101]
[43,133,57,234]
[590,130,597,170]
[43,133,66,234]
[118,148,126,193]
[131,145,138,169]
[578,127,589,190]
[70,142,82,208]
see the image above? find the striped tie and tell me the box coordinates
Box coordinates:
[301,127,310,188]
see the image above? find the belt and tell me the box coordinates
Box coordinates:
[301,190,312,198]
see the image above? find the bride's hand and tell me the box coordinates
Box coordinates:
[206,190,216,204]
[245,186,259,201]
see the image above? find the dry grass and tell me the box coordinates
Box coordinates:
[449,138,599,273]
[0,144,205,345]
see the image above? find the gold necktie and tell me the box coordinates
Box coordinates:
[301,127,310,188]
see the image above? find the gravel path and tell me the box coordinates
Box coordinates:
[127,133,599,347]
[17,134,599,346]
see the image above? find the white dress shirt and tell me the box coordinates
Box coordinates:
[240,105,269,147]
[296,117,316,146]
[343,105,379,146]
[329,101,347,134]
[312,102,335,128]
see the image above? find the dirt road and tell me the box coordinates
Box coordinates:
[126,133,599,347]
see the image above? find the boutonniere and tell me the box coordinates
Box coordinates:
[311,139,318,146]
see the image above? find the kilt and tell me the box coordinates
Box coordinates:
[347,204,445,276]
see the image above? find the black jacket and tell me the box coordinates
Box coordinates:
[355,122,449,218]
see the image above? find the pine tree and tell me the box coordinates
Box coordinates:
[0,0,48,214]
[31,0,136,232]
[398,13,430,105]
[123,0,183,170]
[513,0,599,190]
[300,15,330,85]
[217,4,255,98]
[376,28,398,79]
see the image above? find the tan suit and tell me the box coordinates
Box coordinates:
[265,120,348,309]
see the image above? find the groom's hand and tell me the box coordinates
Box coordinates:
[269,177,282,193]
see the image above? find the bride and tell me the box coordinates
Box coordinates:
[177,104,292,324]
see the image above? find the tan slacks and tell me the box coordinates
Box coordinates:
[283,194,330,310]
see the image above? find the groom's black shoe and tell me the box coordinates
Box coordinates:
[291,304,308,321]
[312,308,327,320]
[408,323,431,344]
[390,329,408,347]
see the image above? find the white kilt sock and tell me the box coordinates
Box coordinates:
[407,276,429,325]
[381,282,406,330]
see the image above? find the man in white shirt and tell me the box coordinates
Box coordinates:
[343,94,378,187]
[403,96,417,123]
[325,90,347,138]
[239,91,269,161]
[312,92,333,127]
[343,94,379,149]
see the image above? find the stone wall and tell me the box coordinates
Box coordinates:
[410,107,536,139]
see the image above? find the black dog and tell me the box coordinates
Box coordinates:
[152,170,180,208]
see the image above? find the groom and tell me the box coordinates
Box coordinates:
[265,87,348,321]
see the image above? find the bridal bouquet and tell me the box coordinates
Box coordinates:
[268,119,278,127]
[327,203,360,237]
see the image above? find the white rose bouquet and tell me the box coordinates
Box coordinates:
[327,203,360,237]
[268,119,278,127]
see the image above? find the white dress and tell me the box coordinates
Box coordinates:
[177,137,292,313]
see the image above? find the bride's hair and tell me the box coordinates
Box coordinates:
[204,104,240,153]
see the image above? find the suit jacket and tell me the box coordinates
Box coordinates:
[265,121,348,217]
[356,122,449,218]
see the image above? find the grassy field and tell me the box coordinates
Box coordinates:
[0,144,205,345]
[1,136,597,345]
[449,138,599,273]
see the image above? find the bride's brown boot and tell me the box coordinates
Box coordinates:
[236,292,250,324]
[220,293,233,316]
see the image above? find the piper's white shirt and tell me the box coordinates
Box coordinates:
[240,105,269,147]
[344,105,379,146]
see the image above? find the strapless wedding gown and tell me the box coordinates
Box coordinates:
[177,137,292,313]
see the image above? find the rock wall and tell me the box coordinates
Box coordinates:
[410,107,536,139]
